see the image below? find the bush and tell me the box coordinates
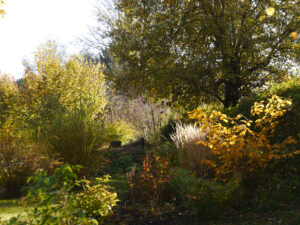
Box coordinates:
[6,164,97,225]
[189,95,300,191]
[234,77,300,148]
[103,120,138,146]
[44,110,104,165]
[168,168,241,217]
[127,154,171,214]
[74,176,118,222]
[0,123,58,196]
[106,96,174,144]
[170,122,211,176]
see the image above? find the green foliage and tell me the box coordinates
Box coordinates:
[168,168,241,218]
[160,118,178,141]
[109,152,134,174]
[5,164,98,225]
[0,0,5,18]
[103,120,138,145]
[108,0,299,108]
[74,176,119,222]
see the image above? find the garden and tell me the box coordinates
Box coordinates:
[0,0,299,224]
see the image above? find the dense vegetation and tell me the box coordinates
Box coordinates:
[0,0,299,224]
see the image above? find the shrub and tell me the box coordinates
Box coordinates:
[103,120,138,146]
[106,96,174,144]
[44,110,104,165]
[0,122,58,196]
[170,122,211,176]
[6,164,97,225]
[189,95,300,189]
[74,176,118,222]
[234,77,300,148]
[128,154,171,214]
[168,168,241,217]
[22,41,107,140]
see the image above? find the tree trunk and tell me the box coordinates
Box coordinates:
[224,79,241,108]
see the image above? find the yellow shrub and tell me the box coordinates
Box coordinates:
[189,95,300,182]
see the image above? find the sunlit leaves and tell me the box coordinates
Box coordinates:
[23,42,107,129]
[291,31,298,41]
[266,7,275,16]
[109,0,299,109]
[189,95,299,182]
[0,74,19,125]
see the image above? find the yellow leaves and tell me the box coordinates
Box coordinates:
[0,9,5,18]
[251,101,264,116]
[23,42,107,121]
[201,159,216,168]
[266,7,275,16]
[283,137,297,145]
[189,95,298,182]
[259,15,266,22]
[290,32,298,41]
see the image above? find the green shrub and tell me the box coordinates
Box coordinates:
[160,118,178,141]
[103,120,138,146]
[168,168,241,218]
[6,164,97,225]
[74,176,118,222]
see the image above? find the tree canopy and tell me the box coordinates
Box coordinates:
[108,0,299,108]
[22,42,107,129]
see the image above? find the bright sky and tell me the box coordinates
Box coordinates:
[0,0,98,79]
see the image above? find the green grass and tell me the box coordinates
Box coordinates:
[0,199,30,222]
[95,174,129,201]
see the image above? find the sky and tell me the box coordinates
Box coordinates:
[0,0,98,79]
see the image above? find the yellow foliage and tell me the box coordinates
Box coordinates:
[266,7,275,16]
[23,42,107,123]
[189,95,299,181]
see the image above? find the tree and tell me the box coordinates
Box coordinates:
[107,0,299,108]
[22,41,107,130]
[0,74,19,125]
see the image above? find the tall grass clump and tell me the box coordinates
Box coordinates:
[0,122,58,196]
[44,110,104,168]
[106,95,174,145]
[170,122,210,176]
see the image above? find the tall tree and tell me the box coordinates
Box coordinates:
[108,0,299,108]
[22,41,107,130]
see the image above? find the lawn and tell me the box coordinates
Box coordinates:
[0,199,29,222]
